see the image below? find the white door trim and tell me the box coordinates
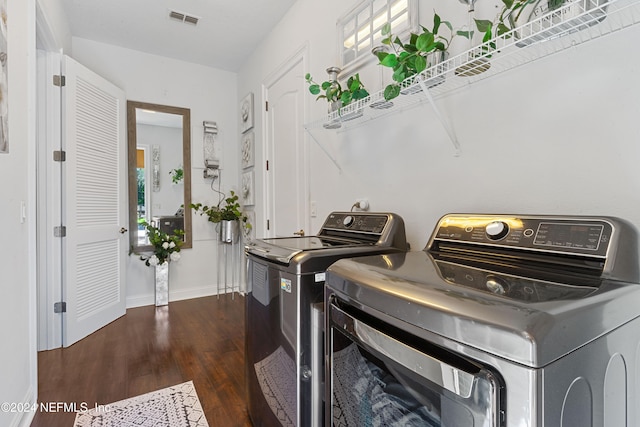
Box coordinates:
[36,0,66,351]
[261,43,310,237]
[36,50,63,350]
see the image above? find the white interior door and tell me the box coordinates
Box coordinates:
[264,48,309,237]
[61,55,127,347]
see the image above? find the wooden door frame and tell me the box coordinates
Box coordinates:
[261,43,310,238]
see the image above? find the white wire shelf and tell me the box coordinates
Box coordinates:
[304,0,640,133]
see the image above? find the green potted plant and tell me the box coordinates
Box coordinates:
[191,191,251,243]
[376,12,464,100]
[472,0,526,51]
[305,67,370,126]
[471,0,604,51]
[169,166,184,184]
[458,0,578,76]
[460,0,544,75]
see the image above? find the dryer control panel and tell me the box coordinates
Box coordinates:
[318,212,407,250]
[429,214,618,258]
[322,213,389,234]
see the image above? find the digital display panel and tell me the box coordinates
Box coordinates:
[533,222,604,251]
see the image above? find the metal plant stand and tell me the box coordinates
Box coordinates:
[217,220,241,298]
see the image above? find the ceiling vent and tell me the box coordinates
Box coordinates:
[169,10,199,25]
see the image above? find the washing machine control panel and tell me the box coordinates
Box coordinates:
[322,213,389,234]
[431,214,614,257]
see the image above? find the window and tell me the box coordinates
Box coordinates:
[338,0,417,69]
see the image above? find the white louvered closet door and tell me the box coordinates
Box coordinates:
[62,56,127,347]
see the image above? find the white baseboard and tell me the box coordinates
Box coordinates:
[126,293,154,309]
[170,285,220,303]
[126,284,229,309]
[11,385,36,427]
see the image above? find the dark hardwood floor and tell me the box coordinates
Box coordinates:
[31,295,252,427]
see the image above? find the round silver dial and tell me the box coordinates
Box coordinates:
[485,221,509,240]
[343,215,355,227]
[486,276,509,295]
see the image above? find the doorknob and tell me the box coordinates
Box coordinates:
[293,229,305,236]
[119,227,128,234]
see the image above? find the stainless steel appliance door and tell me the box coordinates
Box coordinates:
[327,298,505,426]
[246,257,326,427]
[246,257,298,427]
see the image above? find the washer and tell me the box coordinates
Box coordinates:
[326,214,640,427]
[245,211,407,427]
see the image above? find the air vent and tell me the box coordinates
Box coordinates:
[184,15,199,25]
[169,9,199,25]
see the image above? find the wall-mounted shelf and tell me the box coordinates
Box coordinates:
[304,0,640,167]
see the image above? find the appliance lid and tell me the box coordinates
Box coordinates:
[245,212,408,266]
[326,251,640,368]
[245,235,370,264]
[260,235,366,250]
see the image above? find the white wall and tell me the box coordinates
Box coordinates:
[71,38,240,307]
[0,0,38,426]
[238,0,640,251]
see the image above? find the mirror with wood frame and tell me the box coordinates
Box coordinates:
[127,101,192,252]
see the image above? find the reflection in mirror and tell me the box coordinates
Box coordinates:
[127,101,192,252]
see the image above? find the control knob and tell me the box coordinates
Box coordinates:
[485,221,509,240]
[486,275,509,295]
[343,215,355,227]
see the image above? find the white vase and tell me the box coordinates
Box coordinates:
[155,262,169,306]
[323,67,343,129]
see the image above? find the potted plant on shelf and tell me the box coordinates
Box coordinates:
[191,190,251,243]
[467,0,527,61]
[137,221,184,306]
[305,68,370,127]
[375,12,466,100]
[472,0,607,52]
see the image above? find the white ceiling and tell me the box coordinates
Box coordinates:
[59,0,298,72]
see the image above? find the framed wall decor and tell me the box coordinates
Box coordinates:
[241,170,255,206]
[240,93,254,134]
[242,210,255,242]
[152,145,160,192]
[241,131,255,169]
[0,0,8,154]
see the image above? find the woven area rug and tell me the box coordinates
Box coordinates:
[74,380,209,427]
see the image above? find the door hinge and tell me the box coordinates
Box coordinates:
[53,150,66,162]
[54,302,67,313]
[53,75,66,87]
[267,219,270,230]
[265,101,269,111]
[54,226,66,237]
[266,160,269,171]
